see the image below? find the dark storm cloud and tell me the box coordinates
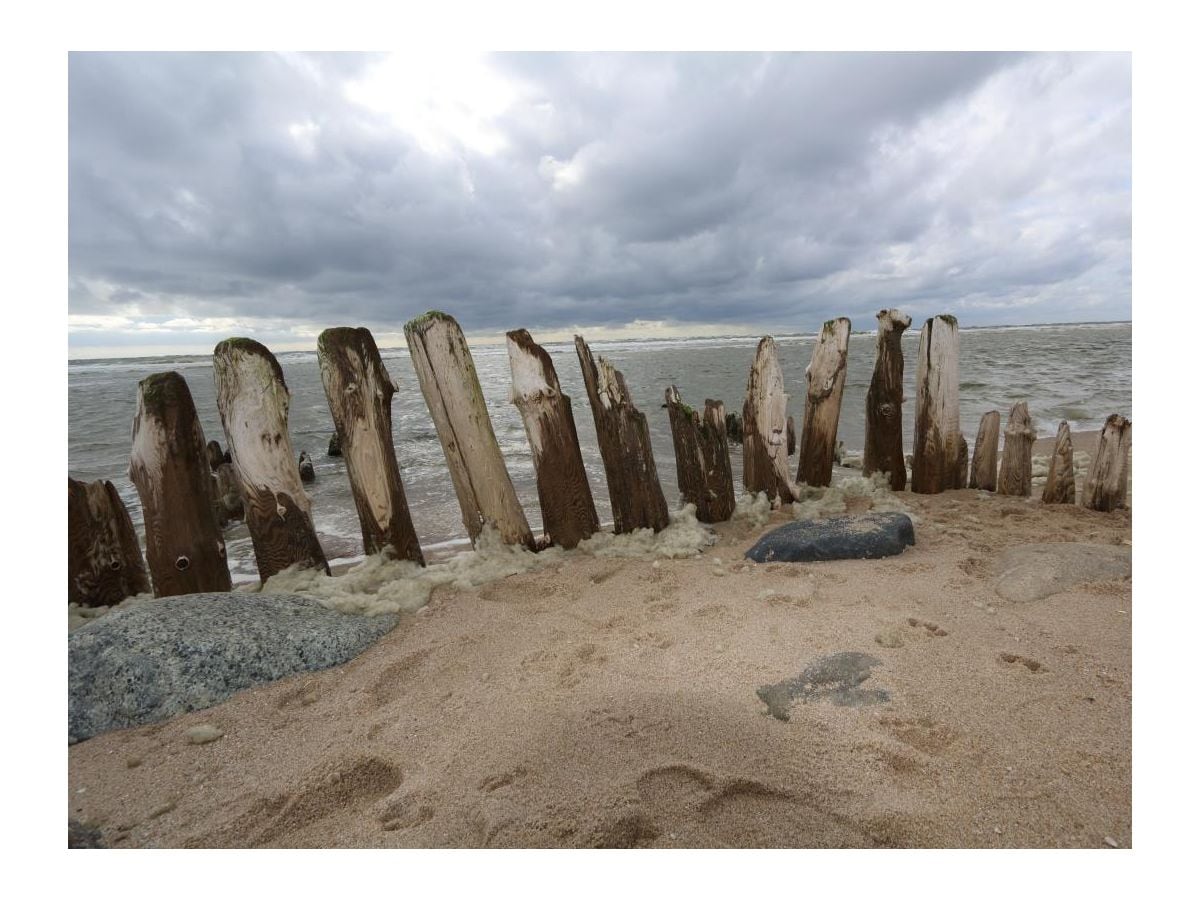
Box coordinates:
[68,51,1131,350]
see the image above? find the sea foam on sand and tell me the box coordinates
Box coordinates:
[257,503,720,617]
[793,472,916,522]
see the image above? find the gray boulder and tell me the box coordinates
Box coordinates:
[745,512,915,563]
[68,592,397,744]
[993,543,1131,602]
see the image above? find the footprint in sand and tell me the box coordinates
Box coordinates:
[376,785,436,832]
[612,764,875,848]
[478,767,528,793]
[879,716,960,755]
[999,652,1046,673]
[205,756,405,847]
[907,618,949,637]
[364,648,434,708]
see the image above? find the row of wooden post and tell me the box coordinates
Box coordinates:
[68,309,1132,607]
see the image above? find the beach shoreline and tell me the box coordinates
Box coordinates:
[67,461,1131,848]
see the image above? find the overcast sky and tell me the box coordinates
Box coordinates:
[67,51,1131,357]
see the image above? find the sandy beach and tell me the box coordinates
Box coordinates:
[66,425,1131,850]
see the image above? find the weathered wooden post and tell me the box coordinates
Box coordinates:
[213,463,244,522]
[725,412,743,444]
[742,336,797,503]
[997,401,1035,497]
[786,416,796,456]
[213,338,329,580]
[1082,414,1132,512]
[954,435,969,489]
[797,317,850,488]
[68,478,150,607]
[665,386,735,524]
[506,329,599,549]
[129,372,233,596]
[405,312,534,549]
[968,411,1001,491]
[863,309,911,490]
[911,315,961,494]
[1041,420,1076,505]
[575,335,670,534]
[317,326,425,564]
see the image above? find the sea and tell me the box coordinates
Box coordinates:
[68,321,1132,582]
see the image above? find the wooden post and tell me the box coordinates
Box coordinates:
[1082,414,1132,512]
[317,326,425,564]
[506,329,599,549]
[968,411,1001,491]
[1041,420,1076,505]
[213,338,329,580]
[863,309,911,490]
[665,386,735,524]
[742,336,797,503]
[786,415,796,456]
[298,451,315,483]
[129,372,233,596]
[997,401,1035,497]
[954,435,969,489]
[725,412,743,444]
[213,463,244,522]
[575,335,670,534]
[405,312,534,549]
[911,315,961,494]
[797,317,850,488]
[68,478,150,607]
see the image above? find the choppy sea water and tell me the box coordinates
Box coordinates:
[68,321,1131,582]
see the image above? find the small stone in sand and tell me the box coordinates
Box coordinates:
[1104,836,1118,848]
[186,724,224,745]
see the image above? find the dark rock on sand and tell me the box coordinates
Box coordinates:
[757,651,890,720]
[744,512,915,563]
[68,593,396,744]
[993,542,1131,602]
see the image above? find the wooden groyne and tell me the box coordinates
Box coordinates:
[70,308,1132,597]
